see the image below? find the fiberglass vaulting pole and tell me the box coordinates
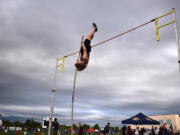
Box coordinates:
[48,60,58,135]
[172,8,180,72]
[71,68,78,135]
[71,36,84,135]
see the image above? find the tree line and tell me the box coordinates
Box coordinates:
[2,119,41,130]
[2,119,120,133]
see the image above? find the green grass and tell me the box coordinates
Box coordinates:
[0,131,48,135]
[0,131,120,135]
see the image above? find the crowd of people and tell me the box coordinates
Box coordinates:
[0,115,177,135]
[121,124,174,135]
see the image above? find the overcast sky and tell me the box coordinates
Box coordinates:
[0,0,180,127]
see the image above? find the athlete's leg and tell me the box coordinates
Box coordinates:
[86,23,98,41]
[86,27,96,41]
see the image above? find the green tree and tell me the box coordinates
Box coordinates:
[115,126,119,134]
[73,124,78,130]
[24,118,41,130]
[2,120,12,127]
[14,121,23,127]
[93,124,100,130]
[59,124,68,130]
[83,124,90,130]
[111,126,115,131]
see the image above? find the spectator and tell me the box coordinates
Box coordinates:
[159,126,163,135]
[29,129,33,135]
[104,122,110,135]
[140,127,145,135]
[0,114,3,134]
[78,122,84,135]
[154,127,159,135]
[169,124,173,135]
[122,126,127,135]
[5,127,8,134]
[127,125,132,135]
[52,118,59,135]
[163,124,168,135]
[151,126,155,135]
[135,127,139,135]
[144,128,149,135]
[0,114,3,129]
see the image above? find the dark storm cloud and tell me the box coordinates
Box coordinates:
[0,0,180,126]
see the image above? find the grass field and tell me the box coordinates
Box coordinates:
[0,131,106,135]
[0,131,48,135]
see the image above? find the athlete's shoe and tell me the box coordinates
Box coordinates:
[92,23,98,32]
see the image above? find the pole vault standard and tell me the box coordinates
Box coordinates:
[47,61,57,135]
[48,58,65,135]
[172,8,180,71]
[48,8,179,135]
[155,8,180,71]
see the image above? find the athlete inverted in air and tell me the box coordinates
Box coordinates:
[75,23,98,71]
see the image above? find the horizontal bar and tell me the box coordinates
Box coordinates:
[56,58,60,62]
[158,20,176,29]
[64,20,153,58]
[56,56,65,62]
[56,65,60,69]
[157,10,174,19]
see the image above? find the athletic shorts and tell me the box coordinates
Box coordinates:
[80,39,91,60]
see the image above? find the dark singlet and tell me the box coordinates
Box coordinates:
[80,39,91,60]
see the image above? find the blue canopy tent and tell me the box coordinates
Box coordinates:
[122,112,160,125]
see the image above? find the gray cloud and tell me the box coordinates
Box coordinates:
[0,0,180,127]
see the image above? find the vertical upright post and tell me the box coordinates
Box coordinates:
[172,8,180,72]
[48,59,58,135]
[155,18,160,41]
[71,36,84,135]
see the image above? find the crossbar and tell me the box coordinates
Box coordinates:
[157,10,174,19]
[158,20,176,29]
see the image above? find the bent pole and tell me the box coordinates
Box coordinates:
[48,60,58,135]
[71,68,77,135]
[172,8,180,72]
[71,36,84,135]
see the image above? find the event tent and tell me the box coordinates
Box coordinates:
[122,112,160,125]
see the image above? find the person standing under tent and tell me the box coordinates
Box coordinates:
[154,127,159,135]
[52,118,59,135]
[169,124,173,135]
[135,127,140,135]
[127,125,132,135]
[75,23,98,71]
[151,126,155,135]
